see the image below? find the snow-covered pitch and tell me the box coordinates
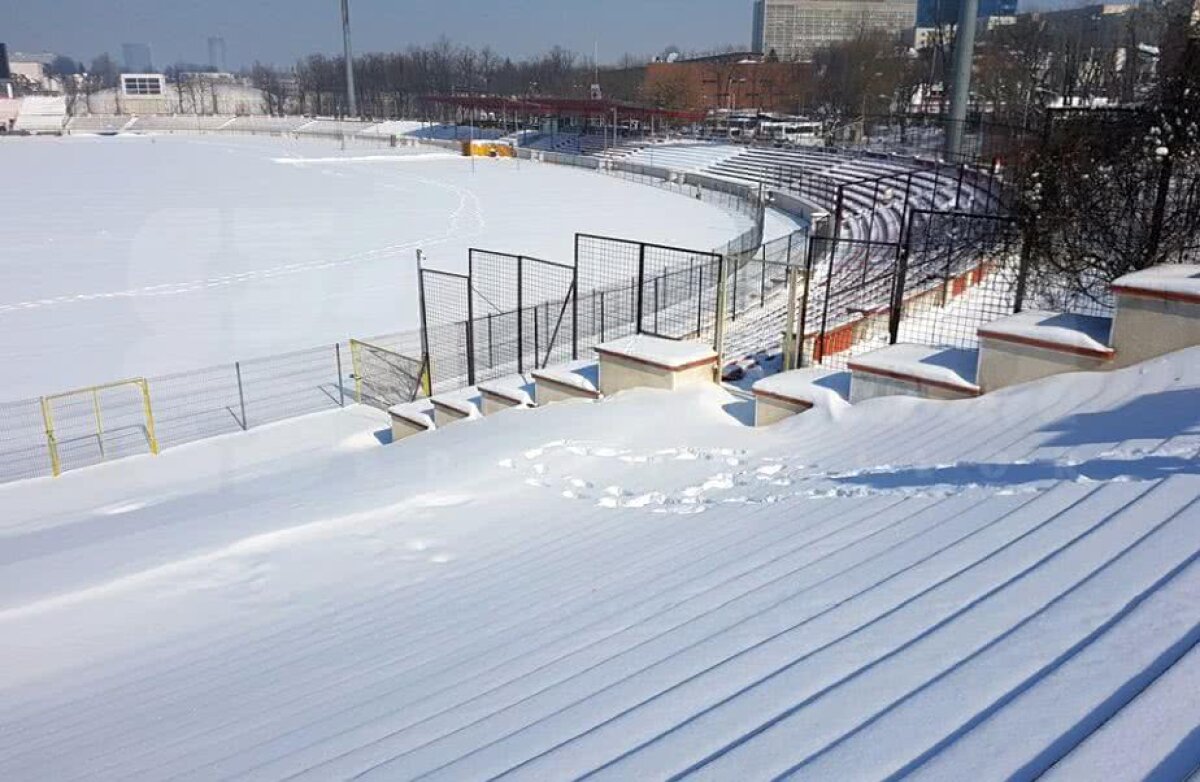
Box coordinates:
[0,134,771,399]
[0,349,1196,779]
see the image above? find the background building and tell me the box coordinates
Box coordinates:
[917,0,1016,27]
[752,0,918,61]
[207,37,227,72]
[121,43,153,73]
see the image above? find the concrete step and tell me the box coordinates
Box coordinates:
[849,344,980,403]
[751,368,851,426]
[977,310,1114,393]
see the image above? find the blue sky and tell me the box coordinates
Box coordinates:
[3,0,754,68]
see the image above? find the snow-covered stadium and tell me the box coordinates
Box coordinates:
[1,109,1198,782]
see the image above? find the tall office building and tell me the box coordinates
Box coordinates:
[753,0,918,61]
[121,42,154,72]
[207,37,227,72]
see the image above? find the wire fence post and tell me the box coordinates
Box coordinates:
[889,212,917,345]
[516,255,525,374]
[235,361,248,430]
[571,260,580,360]
[635,243,646,334]
[696,264,705,337]
[335,343,345,407]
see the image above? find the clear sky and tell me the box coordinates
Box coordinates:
[3,0,753,69]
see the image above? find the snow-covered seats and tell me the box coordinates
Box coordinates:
[976,311,1115,392]
[531,360,601,406]
[849,344,981,403]
[429,388,482,427]
[594,335,719,396]
[388,400,435,442]
[1110,264,1200,369]
[751,368,851,426]
[477,375,535,416]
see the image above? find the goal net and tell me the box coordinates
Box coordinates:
[349,340,429,410]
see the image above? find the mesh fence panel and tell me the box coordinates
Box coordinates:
[576,234,641,349]
[641,244,723,342]
[0,399,52,482]
[521,257,576,370]
[420,269,473,391]
[894,212,1025,351]
[469,250,521,380]
[150,364,246,448]
[801,236,903,369]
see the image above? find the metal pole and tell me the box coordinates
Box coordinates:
[944,0,980,161]
[235,361,248,430]
[635,244,647,334]
[517,257,525,373]
[335,344,345,407]
[340,0,358,118]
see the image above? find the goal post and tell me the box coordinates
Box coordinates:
[40,377,159,477]
[349,339,430,410]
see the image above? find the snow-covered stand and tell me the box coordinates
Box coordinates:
[530,361,602,406]
[477,376,535,416]
[976,311,1115,393]
[849,344,981,403]
[429,388,483,427]
[387,400,435,442]
[751,368,850,426]
[595,336,719,396]
[848,264,1200,404]
[1110,265,1200,369]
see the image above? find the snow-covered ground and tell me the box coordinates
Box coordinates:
[1,347,1196,779]
[0,134,760,399]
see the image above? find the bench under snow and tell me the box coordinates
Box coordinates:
[531,360,601,406]
[751,368,851,426]
[594,335,718,395]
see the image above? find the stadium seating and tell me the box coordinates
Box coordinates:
[13,97,67,134]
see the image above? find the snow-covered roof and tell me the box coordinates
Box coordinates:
[595,335,718,370]
[978,310,1114,358]
[1112,264,1200,303]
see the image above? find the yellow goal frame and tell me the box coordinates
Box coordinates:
[40,377,159,477]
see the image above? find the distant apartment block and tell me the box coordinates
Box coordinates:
[752,0,918,61]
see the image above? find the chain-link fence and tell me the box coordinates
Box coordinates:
[0,332,426,484]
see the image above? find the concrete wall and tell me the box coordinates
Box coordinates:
[754,394,809,426]
[850,371,976,403]
[597,352,716,395]
[1110,294,1200,369]
[533,377,600,406]
[976,336,1112,393]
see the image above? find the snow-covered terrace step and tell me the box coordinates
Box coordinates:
[531,360,601,405]
[594,335,719,395]
[1110,264,1200,369]
[1111,263,1200,304]
[477,374,535,416]
[752,369,851,427]
[429,387,483,427]
[849,344,981,403]
[977,311,1115,393]
[387,399,435,442]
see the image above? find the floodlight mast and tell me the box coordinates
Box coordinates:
[341,0,358,118]
[944,0,980,161]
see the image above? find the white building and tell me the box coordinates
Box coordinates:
[753,0,918,61]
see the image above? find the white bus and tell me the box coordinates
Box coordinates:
[759,120,823,146]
